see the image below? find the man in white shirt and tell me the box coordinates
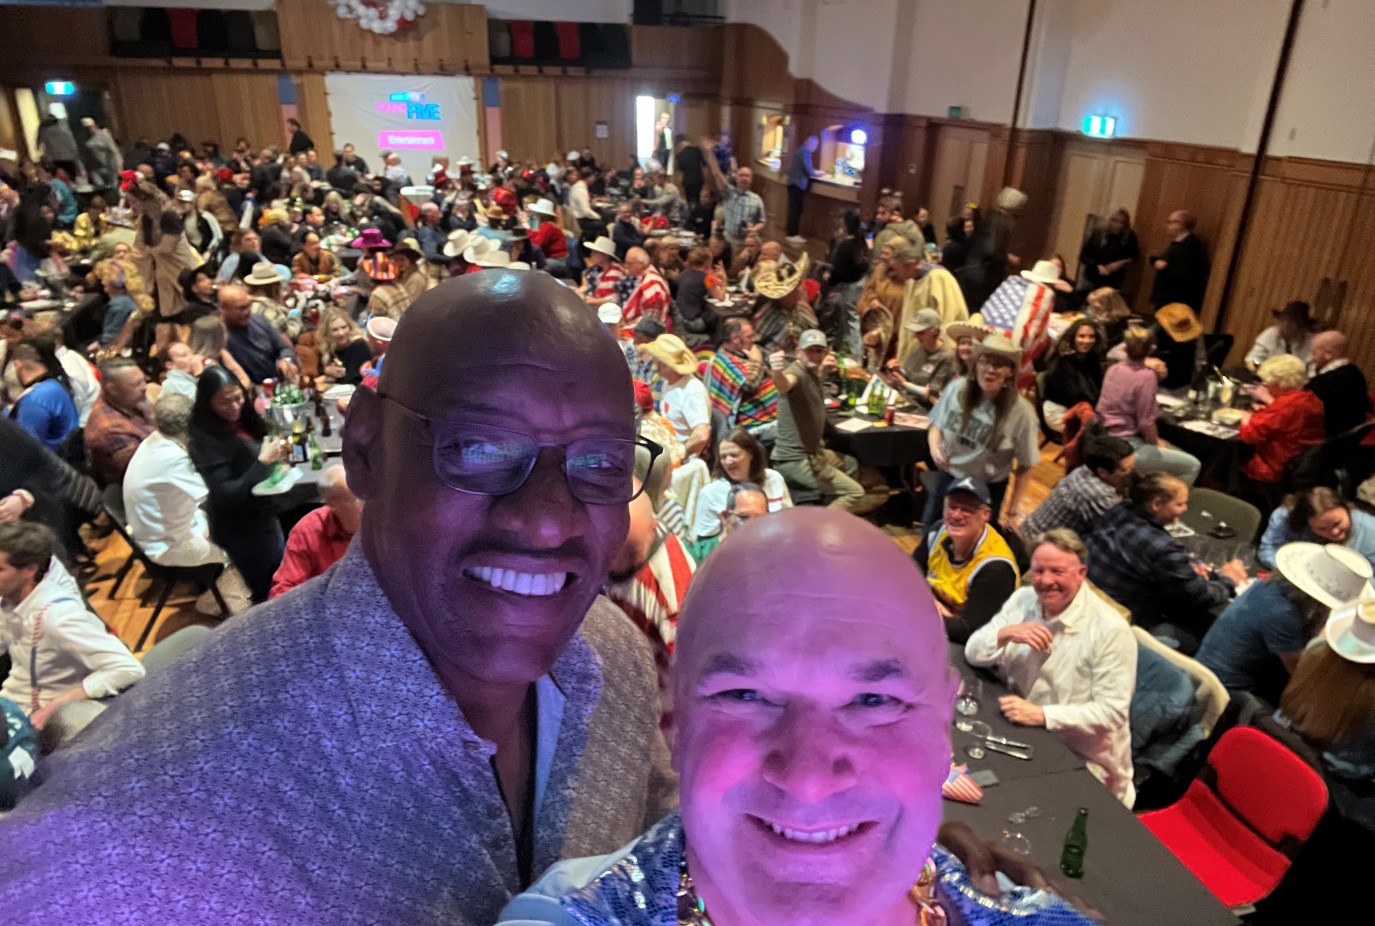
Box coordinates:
[1244,300,1315,372]
[965,528,1138,806]
[122,394,228,570]
[0,521,144,730]
[157,341,205,401]
[641,334,710,459]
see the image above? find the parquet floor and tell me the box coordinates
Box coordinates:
[87,443,1067,655]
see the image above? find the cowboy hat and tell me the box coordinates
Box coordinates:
[1324,599,1375,664]
[640,334,698,376]
[366,316,396,342]
[1275,542,1372,611]
[971,332,1022,367]
[443,229,472,259]
[469,250,511,269]
[1154,303,1203,343]
[754,252,811,301]
[529,198,558,217]
[351,229,392,251]
[391,237,423,262]
[244,261,285,287]
[583,235,618,259]
[1273,300,1316,327]
[359,253,398,283]
[1020,259,1061,286]
[176,189,196,203]
[945,319,993,343]
[597,303,624,325]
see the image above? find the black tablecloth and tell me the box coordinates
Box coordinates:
[827,412,930,469]
[943,643,1239,925]
[1159,413,1242,491]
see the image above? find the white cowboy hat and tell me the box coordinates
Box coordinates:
[566,150,581,161]
[597,303,624,325]
[1020,259,1061,286]
[461,237,497,263]
[1275,542,1373,611]
[443,229,472,259]
[1324,599,1375,664]
[244,262,285,287]
[583,235,618,259]
[508,260,530,271]
[470,250,511,269]
[529,198,558,217]
[176,189,196,203]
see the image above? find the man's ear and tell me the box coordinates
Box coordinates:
[341,385,383,501]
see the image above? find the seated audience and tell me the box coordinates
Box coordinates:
[219,284,299,386]
[671,247,723,350]
[1087,473,1245,652]
[243,262,296,339]
[691,427,792,542]
[581,236,624,307]
[966,529,1137,806]
[499,508,1096,926]
[1308,330,1370,437]
[25,323,97,425]
[611,202,644,259]
[1245,300,1316,372]
[158,341,206,401]
[926,334,1040,528]
[704,318,777,436]
[1259,486,1375,570]
[123,393,230,574]
[1237,354,1324,485]
[84,359,153,487]
[176,266,220,326]
[686,481,768,562]
[367,239,434,320]
[1042,316,1106,429]
[317,308,371,387]
[188,366,289,603]
[883,307,954,410]
[1021,427,1135,540]
[292,232,342,280]
[769,329,886,515]
[1197,541,1369,705]
[269,465,361,598]
[0,522,145,730]
[95,260,140,349]
[1097,325,1201,485]
[914,477,1020,644]
[1279,608,1375,830]
[641,334,710,459]
[187,314,251,390]
[7,339,79,453]
[618,247,671,329]
[1084,286,1136,349]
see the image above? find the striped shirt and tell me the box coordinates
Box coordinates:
[722,179,765,242]
[587,262,624,300]
[622,267,671,326]
[705,348,778,429]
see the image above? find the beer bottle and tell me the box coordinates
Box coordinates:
[308,430,323,471]
[291,418,307,464]
[1060,807,1089,879]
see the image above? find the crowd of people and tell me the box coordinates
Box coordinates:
[2,116,1373,922]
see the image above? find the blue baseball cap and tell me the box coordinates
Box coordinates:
[946,476,991,507]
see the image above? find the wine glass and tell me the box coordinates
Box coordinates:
[1001,828,1032,855]
[954,678,982,718]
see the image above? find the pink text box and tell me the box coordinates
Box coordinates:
[377,130,445,150]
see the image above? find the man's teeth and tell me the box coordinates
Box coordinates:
[465,566,569,597]
[766,822,861,843]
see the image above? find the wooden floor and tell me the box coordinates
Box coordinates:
[88,443,1067,655]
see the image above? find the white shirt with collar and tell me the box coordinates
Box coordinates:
[1,557,145,715]
[1316,356,1351,376]
[1244,325,1314,370]
[122,431,229,568]
[159,368,199,401]
[57,346,99,425]
[965,582,1138,806]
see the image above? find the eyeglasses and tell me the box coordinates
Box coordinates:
[381,395,661,506]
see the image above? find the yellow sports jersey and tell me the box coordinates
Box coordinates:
[926,525,1019,612]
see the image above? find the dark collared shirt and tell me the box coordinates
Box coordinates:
[225,313,295,385]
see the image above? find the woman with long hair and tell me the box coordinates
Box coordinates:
[690,427,793,541]
[1086,286,1135,348]
[316,307,370,386]
[187,365,288,602]
[925,333,1040,528]
[825,207,870,287]
[186,315,250,390]
[1043,316,1106,429]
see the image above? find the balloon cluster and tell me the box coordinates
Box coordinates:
[330,0,425,36]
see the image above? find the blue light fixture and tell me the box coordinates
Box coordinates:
[850,128,868,146]
[1082,114,1116,138]
[44,81,75,96]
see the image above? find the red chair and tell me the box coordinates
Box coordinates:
[1139,725,1328,912]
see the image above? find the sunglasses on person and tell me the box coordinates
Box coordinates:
[381,395,661,505]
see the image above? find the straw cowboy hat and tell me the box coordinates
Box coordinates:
[1275,542,1373,611]
[529,198,558,217]
[946,319,994,343]
[244,261,285,288]
[971,332,1022,367]
[583,235,618,259]
[1324,599,1375,664]
[754,252,811,300]
[351,229,392,251]
[391,236,424,263]
[1154,303,1203,343]
[640,334,698,376]
[1020,259,1061,286]
[443,229,472,259]
[359,253,398,283]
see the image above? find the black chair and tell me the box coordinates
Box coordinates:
[1032,370,1061,447]
[101,485,228,651]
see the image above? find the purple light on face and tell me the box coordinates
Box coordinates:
[378,130,445,150]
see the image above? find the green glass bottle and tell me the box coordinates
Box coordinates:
[1060,807,1089,879]
[308,430,324,471]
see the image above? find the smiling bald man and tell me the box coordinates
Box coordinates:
[500,508,1097,925]
[0,272,676,925]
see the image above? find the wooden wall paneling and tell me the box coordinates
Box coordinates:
[676,97,720,149]
[296,73,335,157]
[212,73,287,151]
[631,26,723,80]
[1045,139,1147,294]
[720,24,794,106]
[1,6,109,69]
[277,0,488,73]
[498,77,559,164]
[109,70,287,154]
[927,124,993,237]
[1001,130,1064,266]
[1334,190,1375,374]
[554,78,637,169]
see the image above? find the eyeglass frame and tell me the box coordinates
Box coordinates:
[377,393,662,505]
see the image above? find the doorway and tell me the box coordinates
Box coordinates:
[635,94,676,171]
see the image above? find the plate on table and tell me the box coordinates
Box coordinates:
[251,467,304,497]
[322,384,356,401]
[1156,393,1188,410]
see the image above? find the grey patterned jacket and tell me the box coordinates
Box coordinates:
[0,545,677,925]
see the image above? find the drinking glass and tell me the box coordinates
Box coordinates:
[1001,829,1032,855]
[954,678,983,717]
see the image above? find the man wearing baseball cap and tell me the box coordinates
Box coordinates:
[914,475,1020,643]
[883,307,954,410]
[768,330,886,515]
